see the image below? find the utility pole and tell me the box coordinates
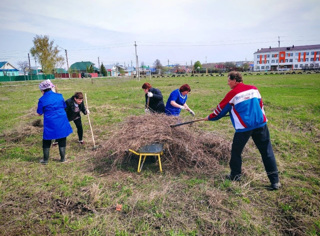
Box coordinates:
[277,36,280,71]
[28,53,32,80]
[98,57,100,74]
[65,49,70,78]
[134,41,140,80]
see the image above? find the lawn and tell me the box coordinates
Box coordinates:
[0,73,319,235]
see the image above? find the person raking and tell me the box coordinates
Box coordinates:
[65,92,89,145]
[204,71,281,190]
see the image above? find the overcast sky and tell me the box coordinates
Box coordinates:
[1,0,319,69]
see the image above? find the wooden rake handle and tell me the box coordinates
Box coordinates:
[170,118,206,128]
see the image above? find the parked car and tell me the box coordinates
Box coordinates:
[81,72,92,78]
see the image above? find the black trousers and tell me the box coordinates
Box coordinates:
[43,137,66,148]
[230,124,279,184]
[73,118,83,141]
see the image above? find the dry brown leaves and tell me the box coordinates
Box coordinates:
[95,114,231,174]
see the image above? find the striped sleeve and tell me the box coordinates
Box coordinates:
[208,91,234,120]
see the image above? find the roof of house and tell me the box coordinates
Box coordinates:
[70,61,98,71]
[0,61,19,71]
[105,65,116,70]
[0,61,7,68]
[55,68,68,73]
[254,44,320,54]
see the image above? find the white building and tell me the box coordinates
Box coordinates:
[253,44,320,71]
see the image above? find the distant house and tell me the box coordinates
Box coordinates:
[105,65,118,76]
[70,61,99,73]
[125,66,136,76]
[54,68,68,73]
[0,61,19,76]
[28,66,43,75]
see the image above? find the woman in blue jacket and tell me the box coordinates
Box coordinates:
[37,80,73,164]
[165,84,195,116]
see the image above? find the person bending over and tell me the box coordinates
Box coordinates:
[142,82,165,113]
[65,92,89,145]
[165,84,195,116]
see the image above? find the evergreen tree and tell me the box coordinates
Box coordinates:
[101,63,107,76]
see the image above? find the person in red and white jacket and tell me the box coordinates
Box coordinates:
[204,71,280,190]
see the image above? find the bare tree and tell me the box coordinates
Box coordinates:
[153,59,163,74]
[17,61,29,80]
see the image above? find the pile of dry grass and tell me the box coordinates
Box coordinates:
[1,119,42,143]
[95,114,231,174]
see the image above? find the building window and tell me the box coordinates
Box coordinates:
[315,63,319,67]
[311,58,314,61]
[311,51,315,55]
[289,59,293,62]
[306,58,309,62]
[276,60,278,63]
[306,52,309,55]
[271,60,275,63]
[285,59,288,62]
[261,66,265,69]
[266,60,269,63]
[257,55,260,58]
[266,66,269,69]
[300,64,303,68]
[295,65,298,68]
[256,66,260,70]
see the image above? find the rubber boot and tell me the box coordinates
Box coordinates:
[59,146,66,163]
[40,148,50,165]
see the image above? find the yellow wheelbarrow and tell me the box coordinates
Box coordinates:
[129,144,163,173]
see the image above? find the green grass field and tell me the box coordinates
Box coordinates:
[0,74,320,235]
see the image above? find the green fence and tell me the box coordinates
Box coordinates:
[0,74,55,82]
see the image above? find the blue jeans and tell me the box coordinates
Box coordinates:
[230,124,279,184]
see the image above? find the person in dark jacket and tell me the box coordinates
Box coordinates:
[142,83,165,113]
[37,80,73,164]
[65,92,89,144]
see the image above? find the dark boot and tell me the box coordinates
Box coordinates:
[59,147,66,162]
[40,148,50,165]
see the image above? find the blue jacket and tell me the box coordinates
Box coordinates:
[37,90,73,140]
[165,89,188,116]
[208,83,267,132]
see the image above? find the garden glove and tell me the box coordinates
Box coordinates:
[86,109,90,114]
[180,106,186,110]
[145,109,150,113]
[189,109,195,116]
[147,92,153,97]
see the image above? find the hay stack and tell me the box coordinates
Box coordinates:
[96,114,231,174]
